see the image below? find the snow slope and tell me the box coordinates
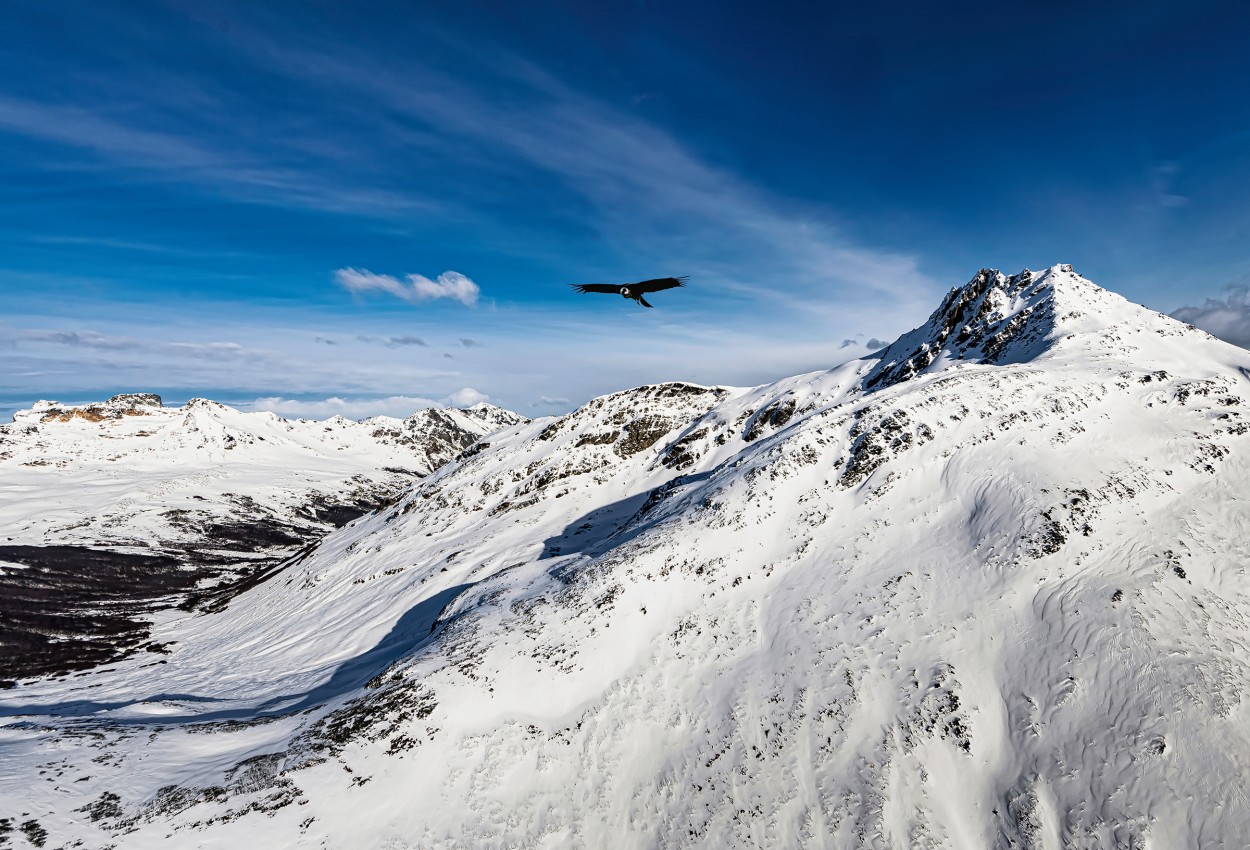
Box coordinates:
[4,265,1250,848]
[0,394,526,555]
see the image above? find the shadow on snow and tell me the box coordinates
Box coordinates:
[0,583,474,725]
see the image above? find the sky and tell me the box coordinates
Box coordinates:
[3,1,1250,421]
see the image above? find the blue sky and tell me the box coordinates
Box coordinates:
[3,1,1250,420]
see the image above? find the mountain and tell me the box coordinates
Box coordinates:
[0,394,526,553]
[3,265,1250,848]
[0,396,527,681]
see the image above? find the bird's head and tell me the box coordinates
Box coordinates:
[620,287,631,298]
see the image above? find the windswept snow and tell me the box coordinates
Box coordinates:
[4,266,1250,848]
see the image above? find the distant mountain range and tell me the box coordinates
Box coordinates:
[3,265,1249,848]
[0,396,527,681]
[0,394,526,553]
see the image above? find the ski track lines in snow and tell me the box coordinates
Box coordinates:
[3,266,1250,847]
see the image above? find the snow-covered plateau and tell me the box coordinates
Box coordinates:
[3,264,1250,848]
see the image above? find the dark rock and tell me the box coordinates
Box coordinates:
[106,393,162,408]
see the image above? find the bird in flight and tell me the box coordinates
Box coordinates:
[570,276,687,308]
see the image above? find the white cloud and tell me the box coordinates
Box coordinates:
[243,394,442,419]
[335,268,480,307]
[446,387,489,407]
[1171,286,1250,349]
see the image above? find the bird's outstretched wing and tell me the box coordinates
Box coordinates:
[570,283,620,294]
[634,276,688,293]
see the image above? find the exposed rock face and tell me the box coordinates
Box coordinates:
[31,392,165,423]
[369,404,528,470]
[863,267,1061,390]
[107,392,163,407]
[5,266,1250,848]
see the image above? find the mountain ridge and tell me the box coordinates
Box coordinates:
[3,265,1250,848]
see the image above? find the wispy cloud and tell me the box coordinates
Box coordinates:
[24,330,142,351]
[356,334,429,347]
[28,234,211,255]
[0,94,431,217]
[459,337,483,348]
[335,268,480,307]
[22,329,252,360]
[168,341,248,356]
[250,37,939,310]
[1,21,939,317]
[1171,284,1250,348]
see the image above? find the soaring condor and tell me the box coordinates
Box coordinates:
[570,276,687,308]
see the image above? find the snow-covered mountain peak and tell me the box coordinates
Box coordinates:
[399,382,741,542]
[864,263,1193,392]
[532,381,737,449]
[358,405,529,472]
[459,401,529,431]
[184,396,229,409]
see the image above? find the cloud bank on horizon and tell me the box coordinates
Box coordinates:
[1172,285,1250,349]
[244,389,491,420]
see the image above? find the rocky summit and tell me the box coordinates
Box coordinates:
[3,265,1249,848]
